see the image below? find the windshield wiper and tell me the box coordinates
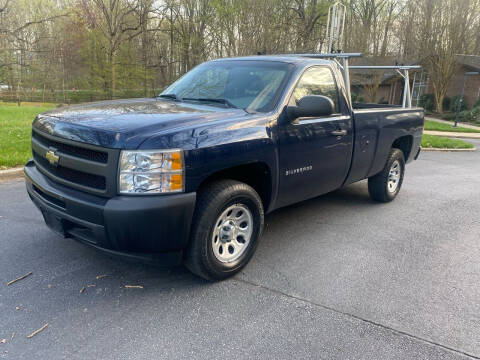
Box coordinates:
[158,93,181,101]
[182,97,238,109]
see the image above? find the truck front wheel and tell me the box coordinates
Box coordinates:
[185,180,264,281]
[368,148,405,202]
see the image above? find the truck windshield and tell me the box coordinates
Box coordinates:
[160,60,293,113]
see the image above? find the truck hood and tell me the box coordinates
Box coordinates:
[33,98,251,149]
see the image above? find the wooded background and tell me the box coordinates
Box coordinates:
[1,0,479,113]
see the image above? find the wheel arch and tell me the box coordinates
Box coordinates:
[197,162,273,211]
[392,135,413,161]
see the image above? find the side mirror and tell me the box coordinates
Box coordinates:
[287,95,334,120]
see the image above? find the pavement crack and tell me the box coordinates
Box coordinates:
[234,277,480,360]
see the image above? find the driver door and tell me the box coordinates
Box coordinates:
[276,66,353,208]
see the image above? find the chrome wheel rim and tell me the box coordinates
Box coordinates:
[388,160,401,193]
[212,204,253,263]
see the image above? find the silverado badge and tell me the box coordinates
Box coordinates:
[45,149,59,167]
[285,165,313,176]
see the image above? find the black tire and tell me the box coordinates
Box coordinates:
[368,148,405,202]
[185,180,264,281]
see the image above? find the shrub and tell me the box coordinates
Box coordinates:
[440,112,456,121]
[419,93,434,111]
[459,110,471,121]
[351,93,364,103]
[442,96,451,111]
[470,106,480,121]
[451,95,468,112]
[455,107,480,123]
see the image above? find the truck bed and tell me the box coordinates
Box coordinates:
[344,106,424,186]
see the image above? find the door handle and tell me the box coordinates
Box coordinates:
[331,129,347,136]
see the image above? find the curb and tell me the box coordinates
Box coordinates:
[422,147,476,152]
[0,167,24,182]
[423,130,480,139]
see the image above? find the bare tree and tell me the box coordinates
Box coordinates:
[422,0,471,112]
[1,0,480,106]
[89,0,142,98]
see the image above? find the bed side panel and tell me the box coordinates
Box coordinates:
[344,108,423,185]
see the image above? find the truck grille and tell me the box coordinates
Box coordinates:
[31,129,119,197]
[33,153,106,190]
[32,131,108,164]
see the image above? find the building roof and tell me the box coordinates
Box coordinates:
[455,55,480,71]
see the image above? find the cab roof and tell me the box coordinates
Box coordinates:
[210,55,333,66]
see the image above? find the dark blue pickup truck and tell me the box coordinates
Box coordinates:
[25,55,423,280]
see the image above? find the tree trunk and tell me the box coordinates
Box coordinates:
[433,86,445,114]
[108,48,115,99]
[111,61,116,99]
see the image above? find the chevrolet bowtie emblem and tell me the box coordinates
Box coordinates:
[45,149,59,166]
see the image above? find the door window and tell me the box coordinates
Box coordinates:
[291,67,339,113]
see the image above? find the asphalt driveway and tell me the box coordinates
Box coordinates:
[1,142,479,359]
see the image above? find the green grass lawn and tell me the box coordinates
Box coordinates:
[424,120,480,133]
[0,104,55,169]
[421,134,475,149]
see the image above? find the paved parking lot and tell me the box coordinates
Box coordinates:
[1,142,479,359]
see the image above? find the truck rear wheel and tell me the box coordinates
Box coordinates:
[185,180,264,281]
[368,148,405,202]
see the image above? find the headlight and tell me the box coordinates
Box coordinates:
[118,150,184,194]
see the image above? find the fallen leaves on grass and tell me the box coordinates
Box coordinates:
[27,323,48,339]
[7,272,33,286]
[124,285,143,289]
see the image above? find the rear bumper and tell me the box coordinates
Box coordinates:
[24,160,196,265]
[414,146,421,160]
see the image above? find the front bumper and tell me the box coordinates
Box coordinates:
[24,160,196,265]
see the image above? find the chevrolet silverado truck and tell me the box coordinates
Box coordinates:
[25,54,423,280]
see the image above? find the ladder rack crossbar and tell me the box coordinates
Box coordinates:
[349,65,421,70]
[290,53,362,59]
